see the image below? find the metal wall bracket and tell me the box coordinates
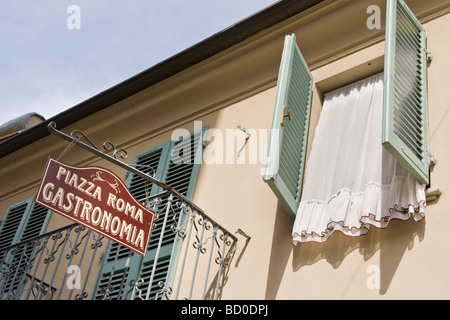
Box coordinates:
[426,186,441,204]
[235,228,251,240]
[237,124,251,158]
[429,151,436,168]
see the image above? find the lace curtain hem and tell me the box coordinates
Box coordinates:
[292,174,426,245]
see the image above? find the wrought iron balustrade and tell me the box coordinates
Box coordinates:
[0,190,237,300]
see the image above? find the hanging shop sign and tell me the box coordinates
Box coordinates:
[35,156,154,256]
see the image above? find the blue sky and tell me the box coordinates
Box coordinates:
[0,0,277,126]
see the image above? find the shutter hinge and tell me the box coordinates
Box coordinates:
[426,186,441,203]
[428,151,436,165]
[425,49,433,64]
[280,106,292,127]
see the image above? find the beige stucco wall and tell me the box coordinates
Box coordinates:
[1,0,449,300]
[189,2,450,300]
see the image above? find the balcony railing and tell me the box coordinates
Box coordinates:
[0,190,237,300]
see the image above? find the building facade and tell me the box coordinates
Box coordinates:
[0,0,449,300]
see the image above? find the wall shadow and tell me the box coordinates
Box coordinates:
[291,223,382,271]
[266,202,426,298]
[290,215,425,294]
[265,203,297,299]
[379,217,425,295]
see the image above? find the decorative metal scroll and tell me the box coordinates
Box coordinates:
[46,121,233,237]
[48,122,183,200]
[0,121,239,301]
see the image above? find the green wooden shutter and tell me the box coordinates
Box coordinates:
[143,126,204,298]
[263,34,313,218]
[0,200,51,298]
[94,143,169,300]
[383,0,430,185]
[0,202,29,251]
[20,202,51,242]
[0,200,50,251]
[94,126,205,300]
[103,145,167,266]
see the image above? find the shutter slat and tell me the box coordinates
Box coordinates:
[392,93,422,126]
[393,75,423,106]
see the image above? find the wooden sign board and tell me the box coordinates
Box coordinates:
[35,157,154,256]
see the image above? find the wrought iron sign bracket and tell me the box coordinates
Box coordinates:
[47,121,238,250]
[47,121,200,214]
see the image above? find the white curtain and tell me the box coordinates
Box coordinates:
[292,73,426,244]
